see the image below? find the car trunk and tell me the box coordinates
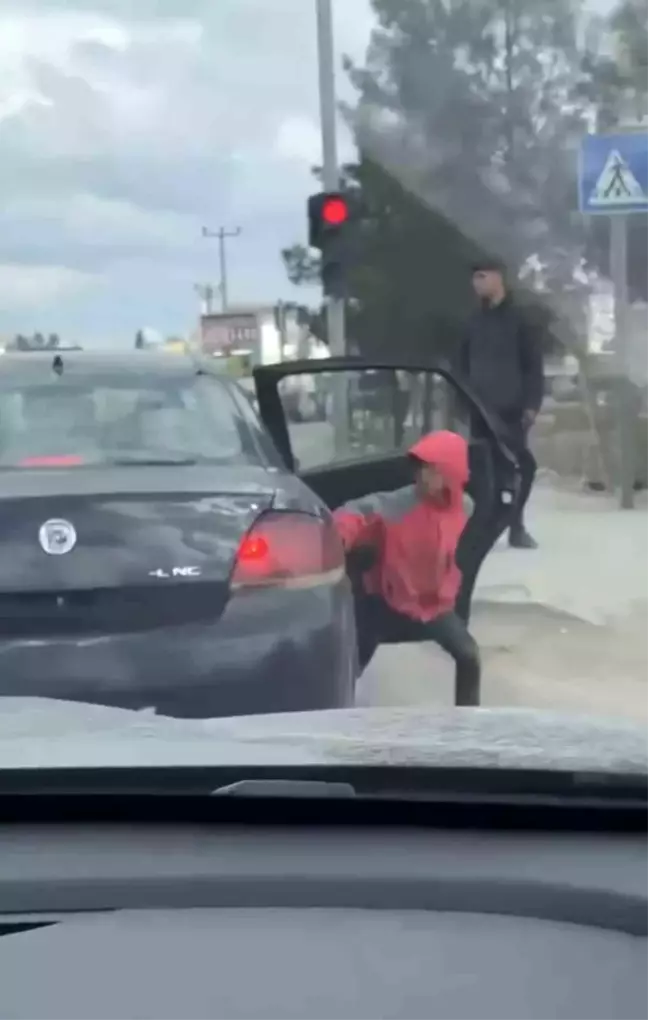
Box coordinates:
[0,465,276,639]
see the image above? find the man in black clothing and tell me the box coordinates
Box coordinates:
[460,259,545,549]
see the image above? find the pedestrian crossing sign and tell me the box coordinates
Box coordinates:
[579,131,648,215]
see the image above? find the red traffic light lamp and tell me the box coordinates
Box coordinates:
[308,191,353,249]
[321,195,349,226]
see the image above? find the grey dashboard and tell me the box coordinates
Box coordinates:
[0,825,645,1019]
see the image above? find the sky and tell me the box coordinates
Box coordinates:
[0,0,374,345]
[0,0,616,347]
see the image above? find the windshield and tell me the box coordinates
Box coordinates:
[0,0,645,777]
[0,370,252,466]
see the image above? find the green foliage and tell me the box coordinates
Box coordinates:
[284,0,647,358]
[281,244,320,287]
[580,0,648,300]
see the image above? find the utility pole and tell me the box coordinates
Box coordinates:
[316,0,344,359]
[202,226,241,312]
[316,0,348,453]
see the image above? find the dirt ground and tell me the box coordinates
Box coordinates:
[472,600,647,723]
[358,600,648,726]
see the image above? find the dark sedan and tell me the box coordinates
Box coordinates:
[0,350,515,717]
[0,351,357,718]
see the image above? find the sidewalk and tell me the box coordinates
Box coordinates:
[360,482,648,723]
[476,480,648,626]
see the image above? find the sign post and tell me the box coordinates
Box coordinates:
[579,128,648,509]
[610,215,634,509]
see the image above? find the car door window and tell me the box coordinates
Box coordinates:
[277,368,469,470]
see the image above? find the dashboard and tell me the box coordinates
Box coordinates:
[0,824,645,1019]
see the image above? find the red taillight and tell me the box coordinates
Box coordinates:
[231,512,345,590]
[19,455,85,467]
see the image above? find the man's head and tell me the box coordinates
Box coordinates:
[471,258,507,305]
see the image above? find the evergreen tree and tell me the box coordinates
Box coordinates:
[284,0,645,355]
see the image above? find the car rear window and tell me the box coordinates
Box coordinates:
[0,370,256,468]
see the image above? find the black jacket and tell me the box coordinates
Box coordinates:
[459,299,545,419]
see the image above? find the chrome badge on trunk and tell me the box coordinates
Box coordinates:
[38,519,77,556]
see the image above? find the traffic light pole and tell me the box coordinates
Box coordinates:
[316,0,348,453]
[316,0,345,360]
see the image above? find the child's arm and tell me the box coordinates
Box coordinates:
[332,485,415,550]
[332,507,384,551]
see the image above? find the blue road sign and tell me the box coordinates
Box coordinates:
[579,131,648,215]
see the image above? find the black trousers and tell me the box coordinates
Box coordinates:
[356,594,481,707]
[472,413,537,532]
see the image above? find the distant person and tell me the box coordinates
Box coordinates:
[460,259,544,549]
[334,430,481,707]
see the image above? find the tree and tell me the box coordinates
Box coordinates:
[281,244,320,287]
[614,0,648,99]
[344,157,493,359]
[284,0,595,360]
[580,0,648,300]
[344,0,592,326]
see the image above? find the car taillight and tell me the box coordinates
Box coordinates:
[19,455,85,467]
[231,511,345,591]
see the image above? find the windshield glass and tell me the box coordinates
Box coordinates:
[0,370,251,466]
[0,0,645,775]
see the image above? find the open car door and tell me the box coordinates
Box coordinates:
[253,357,519,625]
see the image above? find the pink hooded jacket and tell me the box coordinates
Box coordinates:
[333,430,470,623]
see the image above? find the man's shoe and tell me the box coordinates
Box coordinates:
[509,527,538,549]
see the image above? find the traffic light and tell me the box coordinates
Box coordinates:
[307,191,355,299]
[308,192,350,246]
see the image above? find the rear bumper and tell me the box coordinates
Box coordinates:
[0,581,358,719]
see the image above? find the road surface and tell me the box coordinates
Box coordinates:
[357,483,648,725]
[358,600,647,724]
[287,418,647,722]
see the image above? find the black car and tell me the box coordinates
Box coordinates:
[0,350,515,718]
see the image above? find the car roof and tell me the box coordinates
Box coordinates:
[0,349,221,380]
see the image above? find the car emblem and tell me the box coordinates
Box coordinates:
[38,518,77,556]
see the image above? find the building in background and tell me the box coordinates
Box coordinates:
[162,337,190,355]
[198,303,320,374]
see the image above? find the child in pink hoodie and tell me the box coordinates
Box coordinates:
[334,430,481,706]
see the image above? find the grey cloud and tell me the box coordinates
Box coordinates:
[0,0,372,335]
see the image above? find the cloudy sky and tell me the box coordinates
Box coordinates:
[0,0,374,344]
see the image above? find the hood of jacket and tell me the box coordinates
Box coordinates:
[408,430,469,502]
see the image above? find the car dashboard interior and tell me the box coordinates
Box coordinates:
[0,768,645,1020]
